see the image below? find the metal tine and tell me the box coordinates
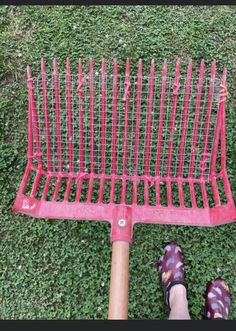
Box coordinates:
[27,65,43,169]
[203,63,215,208]
[75,63,87,202]
[78,58,85,173]
[64,176,72,201]
[66,57,74,173]
[211,177,221,207]
[201,181,209,208]
[51,58,73,204]
[86,58,95,203]
[133,59,142,205]
[177,59,192,177]
[121,58,131,204]
[155,59,167,205]
[210,67,226,176]
[87,178,94,203]
[222,174,234,206]
[89,58,95,174]
[189,182,197,208]
[220,68,227,174]
[53,58,63,173]
[52,177,62,201]
[188,59,205,208]
[144,59,155,176]
[41,175,51,200]
[98,177,105,203]
[26,65,33,163]
[42,175,51,200]
[166,58,181,176]
[19,166,32,196]
[64,56,84,202]
[177,59,193,207]
[133,59,142,177]
[189,59,205,179]
[30,171,41,198]
[166,58,181,206]
[210,66,227,206]
[75,178,83,202]
[41,58,53,172]
[101,58,107,175]
[216,68,234,205]
[200,59,216,180]
[111,59,118,175]
[98,59,107,203]
[110,59,118,204]
[144,59,155,205]
[155,59,167,177]
[29,76,43,198]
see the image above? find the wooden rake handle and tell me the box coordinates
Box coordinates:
[108,240,130,319]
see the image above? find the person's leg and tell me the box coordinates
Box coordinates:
[157,242,191,320]
[205,279,231,320]
[168,284,190,320]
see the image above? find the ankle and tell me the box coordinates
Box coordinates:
[169,284,188,309]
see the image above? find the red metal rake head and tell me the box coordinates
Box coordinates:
[13,57,236,243]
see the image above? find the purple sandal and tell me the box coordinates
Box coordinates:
[205,278,231,320]
[157,242,186,309]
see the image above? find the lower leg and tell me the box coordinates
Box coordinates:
[157,243,190,320]
[168,284,191,320]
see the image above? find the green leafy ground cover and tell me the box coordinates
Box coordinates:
[1,5,236,319]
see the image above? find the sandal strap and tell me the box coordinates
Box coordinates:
[164,280,187,309]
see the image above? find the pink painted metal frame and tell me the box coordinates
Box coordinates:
[12,58,236,243]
